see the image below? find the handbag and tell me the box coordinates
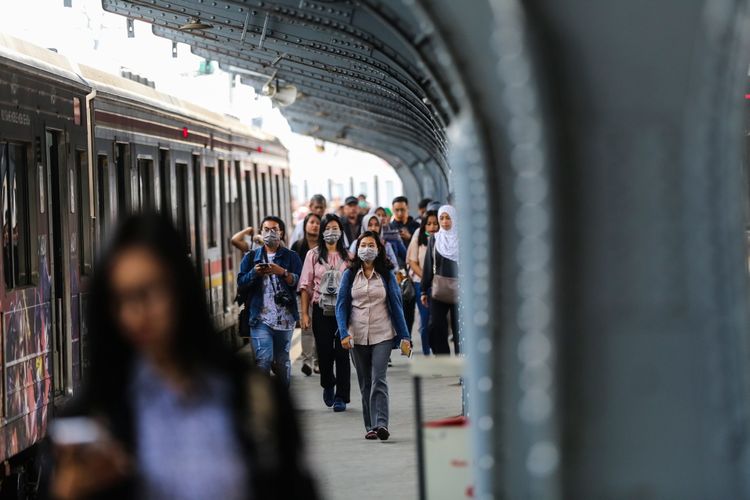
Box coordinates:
[397,269,416,303]
[431,243,458,304]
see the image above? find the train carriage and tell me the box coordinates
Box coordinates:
[0,34,290,479]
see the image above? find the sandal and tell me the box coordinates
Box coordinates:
[365,430,378,440]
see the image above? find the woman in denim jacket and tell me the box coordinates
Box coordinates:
[335,231,411,440]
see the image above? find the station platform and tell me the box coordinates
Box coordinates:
[289,335,463,500]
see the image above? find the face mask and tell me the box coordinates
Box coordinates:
[358,247,378,263]
[323,229,341,244]
[263,230,281,246]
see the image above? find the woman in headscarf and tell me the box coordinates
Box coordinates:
[421,205,460,354]
[349,211,402,271]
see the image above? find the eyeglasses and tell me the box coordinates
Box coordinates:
[261,227,279,234]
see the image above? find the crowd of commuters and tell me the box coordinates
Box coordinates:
[42,189,460,498]
[231,193,459,427]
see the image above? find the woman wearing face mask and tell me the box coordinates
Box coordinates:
[407,210,439,355]
[291,213,322,376]
[421,206,460,355]
[298,214,351,411]
[350,211,402,270]
[48,214,317,500]
[336,231,411,440]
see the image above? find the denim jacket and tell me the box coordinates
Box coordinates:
[237,246,302,326]
[335,268,410,342]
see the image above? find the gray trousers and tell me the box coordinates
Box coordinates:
[351,340,392,431]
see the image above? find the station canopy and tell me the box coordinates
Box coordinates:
[102,0,457,201]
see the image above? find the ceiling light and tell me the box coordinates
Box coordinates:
[179,18,213,31]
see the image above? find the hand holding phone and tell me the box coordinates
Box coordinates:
[50,418,132,500]
[400,339,412,358]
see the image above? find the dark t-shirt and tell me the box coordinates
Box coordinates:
[342,215,363,245]
[390,217,420,246]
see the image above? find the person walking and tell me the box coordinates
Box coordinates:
[48,214,317,500]
[298,214,351,411]
[336,231,411,440]
[407,210,439,355]
[237,216,302,386]
[341,196,363,245]
[421,206,460,355]
[292,212,322,376]
[351,211,403,270]
[290,194,328,243]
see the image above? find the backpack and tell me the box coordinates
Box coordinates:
[319,264,342,316]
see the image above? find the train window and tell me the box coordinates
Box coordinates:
[0,142,33,288]
[76,151,92,276]
[245,169,254,228]
[260,172,269,216]
[275,174,282,217]
[115,143,129,215]
[206,166,217,248]
[232,161,241,233]
[158,149,170,213]
[175,163,190,255]
[137,158,154,211]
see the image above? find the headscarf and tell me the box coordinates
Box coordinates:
[435,205,459,262]
[361,211,380,235]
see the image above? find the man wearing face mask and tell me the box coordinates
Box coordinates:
[237,216,302,387]
[298,214,351,411]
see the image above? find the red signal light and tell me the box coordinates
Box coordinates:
[745,94,750,100]
[182,127,189,138]
[256,146,263,153]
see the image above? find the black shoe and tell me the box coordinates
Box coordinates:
[301,364,312,376]
[376,427,390,441]
[333,397,347,412]
[323,387,335,407]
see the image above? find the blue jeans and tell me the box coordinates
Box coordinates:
[251,323,294,387]
[414,282,431,355]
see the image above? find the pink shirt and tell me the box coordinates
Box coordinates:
[349,269,395,346]
[298,248,348,304]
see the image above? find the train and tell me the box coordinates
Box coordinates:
[0,33,290,486]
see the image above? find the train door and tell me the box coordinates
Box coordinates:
[218,160,229,313]
[191,155,204,281]
[45,129,72,396]
[174,161,192,256]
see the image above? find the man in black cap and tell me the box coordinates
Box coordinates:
[341,196,363,245]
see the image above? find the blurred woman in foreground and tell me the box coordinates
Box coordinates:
[49,214,316,500]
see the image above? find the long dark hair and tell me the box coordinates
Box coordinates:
[85,214,235,416]
[318,214,349,264]
[349,230,392,276]
[294,212,321,258]
[418,210,439,246]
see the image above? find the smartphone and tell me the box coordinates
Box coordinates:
[257,263,271,268]
[49,417,106,446]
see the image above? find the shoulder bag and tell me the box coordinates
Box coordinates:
[431,242,458,305]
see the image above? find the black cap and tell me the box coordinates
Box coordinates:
[345,196,358,206]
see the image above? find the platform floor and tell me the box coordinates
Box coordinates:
[289,334,462,500]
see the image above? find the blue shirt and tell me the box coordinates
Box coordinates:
[131,359,250,500]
